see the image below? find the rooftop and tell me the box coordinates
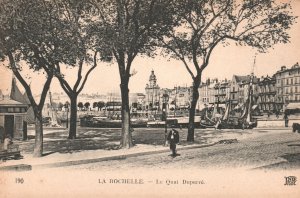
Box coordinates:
[0,98,28,106]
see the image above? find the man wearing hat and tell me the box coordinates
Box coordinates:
[167,128,180,157]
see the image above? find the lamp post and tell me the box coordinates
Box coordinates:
[162,93,169,146]
[64,102,69,129]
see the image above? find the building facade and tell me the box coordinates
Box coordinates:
[170,86,191,110]
[257,76,277,112]
[273,63,300,111]
[230,75,258,110]
[198,78,219,110]
[214,79,231,108]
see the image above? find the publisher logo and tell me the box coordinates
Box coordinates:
[284,176,297,186]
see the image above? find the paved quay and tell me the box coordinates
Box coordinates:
[66,129,300,171]
[0,127,295,170]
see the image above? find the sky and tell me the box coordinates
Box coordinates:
[1,0,300,96]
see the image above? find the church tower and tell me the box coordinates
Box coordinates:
[145,70,160,111]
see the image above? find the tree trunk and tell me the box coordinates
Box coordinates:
[69,96,78,139]
[120,80,133,148]
[33,113,43,157]
[187,77,201,142]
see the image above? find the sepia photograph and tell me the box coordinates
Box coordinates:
[0,0,300,197]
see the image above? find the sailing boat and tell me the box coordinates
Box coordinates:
[239,70,257,129]
[199,85,222,128]
[219,56,258,129]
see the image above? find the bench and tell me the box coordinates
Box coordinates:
[0,144,22,160]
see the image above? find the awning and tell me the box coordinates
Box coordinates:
[286,103,300,110]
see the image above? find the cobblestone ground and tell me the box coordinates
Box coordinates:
[65,130,300,171]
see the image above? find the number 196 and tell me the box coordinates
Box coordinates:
[15,178,24,184]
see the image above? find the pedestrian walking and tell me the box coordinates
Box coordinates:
[284,113,289,127]
[167,128,180,157]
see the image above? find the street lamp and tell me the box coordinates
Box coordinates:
[162,93,169,146]
[64,102,69,129]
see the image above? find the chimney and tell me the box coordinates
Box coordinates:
[281,66,286,71]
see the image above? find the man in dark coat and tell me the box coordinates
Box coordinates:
[167,128,180,157]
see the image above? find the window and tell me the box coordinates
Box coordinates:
[0,107,8,113]
[287,78,289,85]
[296,86,298,93]
[291,78,293,85]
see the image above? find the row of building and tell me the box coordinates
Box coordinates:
[2,63,298,114]
[139,63,300,113]
[201,63,300,112]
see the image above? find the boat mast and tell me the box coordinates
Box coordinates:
[212,82,220,119]
[246,55,256,123]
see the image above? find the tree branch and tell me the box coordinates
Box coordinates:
[160,38,195,79]
[77,51,98,94]
[73,58,84,91]
[7,52,37,107]
[54,63,73,94]
[38,72,53,110]
[202,36,226,71]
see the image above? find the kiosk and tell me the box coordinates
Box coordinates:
[0,98,28,141]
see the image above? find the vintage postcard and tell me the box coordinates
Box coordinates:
[0,0,300,197]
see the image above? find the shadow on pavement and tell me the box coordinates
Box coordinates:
[16,128,251,157]
[288,144,300,147]
[42,151,57,157]
[254,153,300,170]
